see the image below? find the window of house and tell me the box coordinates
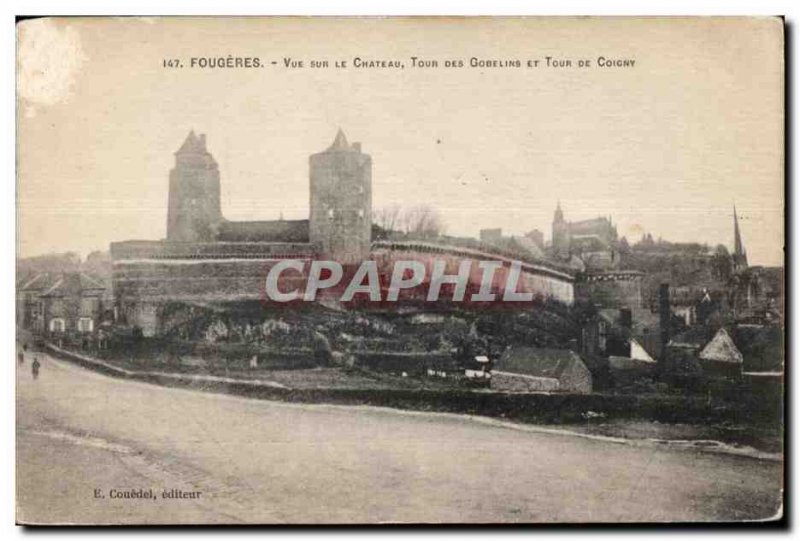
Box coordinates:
[49,318,66,333]
[78,317,94,333]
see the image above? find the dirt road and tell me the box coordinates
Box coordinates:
[16,352,783,524]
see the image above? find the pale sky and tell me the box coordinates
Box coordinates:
[17,17,784,265]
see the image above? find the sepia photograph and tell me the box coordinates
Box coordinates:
[14,15,785,525]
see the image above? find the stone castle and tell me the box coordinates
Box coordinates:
[165,129,371,261]
[110,130,576,335]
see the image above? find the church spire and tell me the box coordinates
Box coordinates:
[733,204,748,271]
[733,205,743,254]
[554,200,564,223]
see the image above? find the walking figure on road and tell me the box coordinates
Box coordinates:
[32,357,40,380]
[18,351,24,365]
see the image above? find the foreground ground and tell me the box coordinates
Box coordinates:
[17,351,783,524]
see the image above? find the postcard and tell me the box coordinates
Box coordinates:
[16,16,784,524]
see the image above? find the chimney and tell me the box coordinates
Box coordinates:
[620,307,632,329]
[352,142,361,153]
[199,134,207,149]
[659,283,671,356]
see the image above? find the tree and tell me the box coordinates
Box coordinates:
[372,204,403,234]
[400,204,446,239]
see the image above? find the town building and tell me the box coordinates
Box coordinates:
[579,306,663,362]
[575,269,644,309]
[17,272,107,335]
[552,202,645,309]
[697,328,744,379]
[479,228,503,244]
[725,205,783,321]
[476,227,547,260]
[734,324,784,376]
[551,202,620,271]
[491,347,592,394]
[666,324,784,381]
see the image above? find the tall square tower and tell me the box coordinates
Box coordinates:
[166,131,222,242]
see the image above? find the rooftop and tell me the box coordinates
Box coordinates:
[19,271,107,297]
[495,347,585,379]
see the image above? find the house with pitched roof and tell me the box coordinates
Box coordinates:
[665,326,746,382]
[17,272,59,330]
[697,328,743,378]
[17,272,107,334]
[492,347,592,394]
[608,338,656,371]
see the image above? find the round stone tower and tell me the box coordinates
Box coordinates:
[309,129,372,262]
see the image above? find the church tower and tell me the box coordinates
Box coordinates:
[166,131,222,242]
[309,129,372,262]
[732,204,748,272]
[552,201,570,260]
